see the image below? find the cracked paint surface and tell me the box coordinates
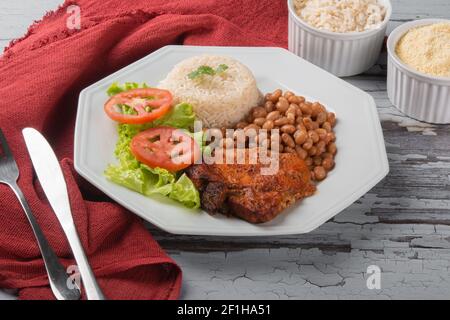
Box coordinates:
[171,247,450,299]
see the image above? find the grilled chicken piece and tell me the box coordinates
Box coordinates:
[186,151,316,223]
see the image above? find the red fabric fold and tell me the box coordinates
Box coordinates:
[0,0,286,299]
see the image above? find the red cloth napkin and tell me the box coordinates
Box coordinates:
[0,0,287,300]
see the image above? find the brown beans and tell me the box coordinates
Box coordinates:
[313,156,322,166]
[322,152,333,160]
[233,89,337,183]
[274,117,289,127]
[316,128,327,141]
[322,121,332,132]
[295,146,308,160]
[308,146,317,156]
[286,113,296,125]
[303,117,315,131]
[273,89,282,98]
[296,123,306,131]
[262,120,274,130]
[236,122,248,129]
[302,138,313,150]
[311,102,323,118]
[300,103,312,115]
[288,95,305,105]
[316,140,326,155]
[297,96,306,104]
[281,124,296,134]
[316,112,327,125]
[284,91,294,98]
[268,89,282,102]
[327,132,336,142]
[252,107,267,118]
[327,142,337,155]
[322,157,335,171]
[287,95,298,104]
[294,130,307,145]
[245,123,260,130]
[286,104,297,116]
[281,133,295,148]
[313,166,327,181]
[308,130,319,143]
[266,110,280,121]
[244,124,260,135]
[327,112,336,127]
[305,157,313,167]
[276,97,289,113]
[253,117,266,126]
[284,146,296,153]
[264,101,274,113]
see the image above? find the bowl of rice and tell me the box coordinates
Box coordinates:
[159,55,262,128]
[288,0,392,77]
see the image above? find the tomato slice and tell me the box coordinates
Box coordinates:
[104,88,172,124]
[130,127,200,171]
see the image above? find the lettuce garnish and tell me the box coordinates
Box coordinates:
[104,82,200,209]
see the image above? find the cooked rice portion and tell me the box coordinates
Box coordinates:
[293,0,386,33]
[158,55,261,128]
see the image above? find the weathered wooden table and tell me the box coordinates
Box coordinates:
[1,0,450,300]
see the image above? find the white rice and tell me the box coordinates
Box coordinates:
[293,0,386,33]
[158,55,261,128]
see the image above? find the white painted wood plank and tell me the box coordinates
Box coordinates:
[173,247,450,299]
[0,40,9,51]
[0,0,64,51]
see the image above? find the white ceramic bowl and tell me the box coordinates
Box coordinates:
[288,0,392,77]
[387,19,450,124]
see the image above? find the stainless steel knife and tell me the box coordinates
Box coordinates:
[22,128,106,300]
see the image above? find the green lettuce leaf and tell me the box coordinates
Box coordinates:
[153,102,196,130]
[106,82,148,96]
[104,83,200,209]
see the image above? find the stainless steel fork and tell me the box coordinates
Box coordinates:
[0,129,80,300]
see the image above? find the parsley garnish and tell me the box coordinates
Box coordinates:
[188,64,229,80]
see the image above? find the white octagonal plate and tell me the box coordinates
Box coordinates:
[74,45,389,236]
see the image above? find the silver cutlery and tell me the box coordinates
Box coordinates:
[22,128,106,300]
[0,128,81,300]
